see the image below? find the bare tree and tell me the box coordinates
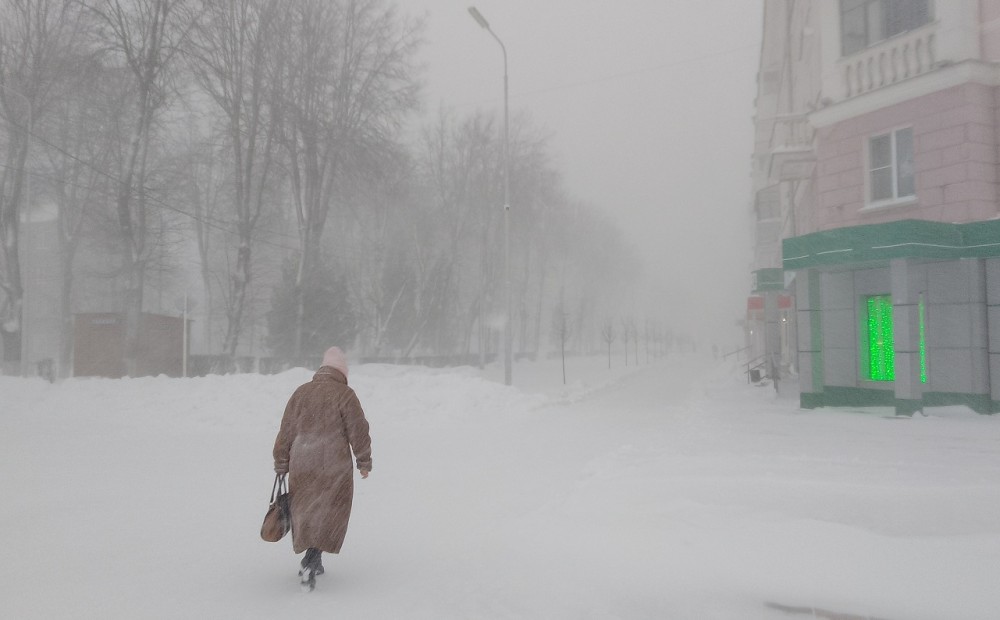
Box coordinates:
[41,55,121,375]
[84,0,195,375]
[408,108,501,357]
[187,0,280,364]
[631,318,639,366]
[600,316,615,370]
[274,0,421,358]
[173,127,225,354]
[620,316,631,367]
[336,146,415,358]
[0,0,88,369]
[552,288,570,385]
[505,116,557,357]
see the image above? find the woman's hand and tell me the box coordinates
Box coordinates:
[360,469,370,479]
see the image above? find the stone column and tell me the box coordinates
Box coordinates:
[968,259,992,414]
[985,259,999,413]
[891,258,923,415]
[795,269,823,408]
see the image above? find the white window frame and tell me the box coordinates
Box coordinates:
[864,126,916,209]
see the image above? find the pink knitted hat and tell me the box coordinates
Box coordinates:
[321,346,348,378]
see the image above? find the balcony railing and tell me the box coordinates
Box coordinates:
[842,24,936,99]
[770,114,813,150]
[767,114,815,182]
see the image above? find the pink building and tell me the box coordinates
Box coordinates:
[750,0,1000,414]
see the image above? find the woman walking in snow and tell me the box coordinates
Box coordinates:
[273,346,372,591]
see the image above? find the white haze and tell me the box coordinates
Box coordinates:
[409,0,763,345]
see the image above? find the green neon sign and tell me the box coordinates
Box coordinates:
[865,294,927,383]
[867,295,894,381]
[919,297,926,384]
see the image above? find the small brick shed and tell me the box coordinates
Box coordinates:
[73,312,184,378]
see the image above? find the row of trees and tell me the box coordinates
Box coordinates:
[0,0,648,376]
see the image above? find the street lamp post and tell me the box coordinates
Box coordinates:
[0,85,32,377]
[468,6,513,386]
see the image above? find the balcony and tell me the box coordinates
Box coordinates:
[841,23,936,99]
[766,114,815,183]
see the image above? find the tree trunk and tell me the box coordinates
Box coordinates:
[0,132,29,368]
[221,240,251,359]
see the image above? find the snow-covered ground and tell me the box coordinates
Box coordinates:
[2,353,999,619]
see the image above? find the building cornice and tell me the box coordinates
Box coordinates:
[809,60,1000,128]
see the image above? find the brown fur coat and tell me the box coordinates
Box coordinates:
[273,367,372,554]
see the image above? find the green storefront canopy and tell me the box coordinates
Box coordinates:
[783,219,1000,270]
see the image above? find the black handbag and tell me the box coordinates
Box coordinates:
[260,474,291,542]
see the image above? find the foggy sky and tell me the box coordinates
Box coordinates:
[407,0,763,347]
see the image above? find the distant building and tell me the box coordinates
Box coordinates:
[749,0,1000,414]
[5,205,195,379]
[73,312,186,378]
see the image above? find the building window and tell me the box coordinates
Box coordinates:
[869,127,914,204]
[866,295,895,381]
[841,0,933,56]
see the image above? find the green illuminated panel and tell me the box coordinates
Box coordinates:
[919,298,926,384]
[867,295,894,381]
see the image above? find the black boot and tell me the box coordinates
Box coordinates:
[301,547,323,574]
[299,547,324,591]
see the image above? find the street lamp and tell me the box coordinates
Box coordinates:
[467,6,512,386]
[0,84,32,377]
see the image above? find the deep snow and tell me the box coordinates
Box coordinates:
[2,354,999,619]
